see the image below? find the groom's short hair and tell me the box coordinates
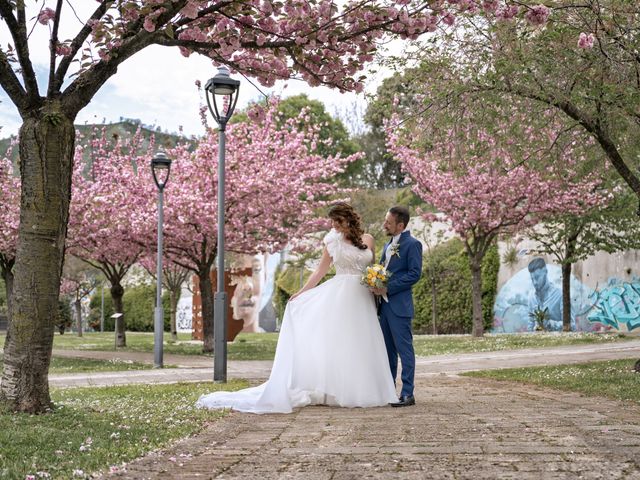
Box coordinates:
[389,206,410,229]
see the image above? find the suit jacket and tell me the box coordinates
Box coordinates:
[379,231,423,318]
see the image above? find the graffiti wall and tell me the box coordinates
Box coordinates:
[492,247,640,335]
[586,279,640,333]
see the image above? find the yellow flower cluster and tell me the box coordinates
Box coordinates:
[361,264,390,288]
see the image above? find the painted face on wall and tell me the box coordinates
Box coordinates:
[530,267,548,291]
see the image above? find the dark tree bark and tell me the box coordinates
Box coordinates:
[560,226,580,332]
[469,258,484,338]
[561,262,572,332]
[169,289,178,341]
[198,270,214,353]
[0,104,74,413]
[430,276,437,335]
[74,298,82,337]
[110,283,126,347]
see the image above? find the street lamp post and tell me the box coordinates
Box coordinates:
[205,65,240,383]
[151,150,172,369]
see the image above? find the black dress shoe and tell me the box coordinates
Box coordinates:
[390,395,415,407]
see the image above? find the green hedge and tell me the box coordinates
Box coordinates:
[88,284,170,332]
[413,238,499,334]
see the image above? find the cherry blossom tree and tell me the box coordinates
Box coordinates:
[137,100,361,352]
[391,0,640,211]
[0,0,551,412]
[60,257,100,337]
[67,128,152,347]
[387,110,607,337]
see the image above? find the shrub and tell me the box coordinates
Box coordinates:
[413,238,499,334]
[88,284,170,332]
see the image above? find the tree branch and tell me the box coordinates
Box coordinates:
[53,1,111,92]
[0,1,40,101]
[47,0,64,96]
[0,49,28,114]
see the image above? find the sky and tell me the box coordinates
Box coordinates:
[0,5,401,139]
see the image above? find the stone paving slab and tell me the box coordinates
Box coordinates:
[104,375,640,479]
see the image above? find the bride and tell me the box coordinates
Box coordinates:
[196,203,397,414]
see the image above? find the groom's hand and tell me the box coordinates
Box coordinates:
[371,287,387,296]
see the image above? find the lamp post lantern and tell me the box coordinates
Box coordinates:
[205,65,240,383]
[151,150,172,368]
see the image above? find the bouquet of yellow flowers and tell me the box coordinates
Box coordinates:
[361,264,391,302]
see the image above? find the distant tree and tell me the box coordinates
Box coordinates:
[0,147,19,322]
[67,128,151,347]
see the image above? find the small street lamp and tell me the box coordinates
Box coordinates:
[205,65,240,383]
[151,150,172,368]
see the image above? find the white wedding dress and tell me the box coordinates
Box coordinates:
[196,229,398,414]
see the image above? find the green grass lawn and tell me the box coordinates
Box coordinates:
[0,331,633,362]
[0,380,248,480]
[0,355,155,374]
[464,359,640,405]
[412,331,632,357]
[0,332,280,360]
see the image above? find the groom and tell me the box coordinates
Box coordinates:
[374,206,423,407]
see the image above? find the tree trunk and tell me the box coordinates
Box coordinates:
[470,258,484,337]
[75,298,83,337]
[199,270,214,353]
[430,275,437,335]
[561,262,572,332]
[110,283,126,347]
[0,107,74,413]
[170,288,179,341]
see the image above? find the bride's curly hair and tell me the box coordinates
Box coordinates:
[328,202,367,250]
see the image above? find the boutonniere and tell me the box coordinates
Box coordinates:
[389,243,401,259]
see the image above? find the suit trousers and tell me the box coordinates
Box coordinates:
[378,301,415,398]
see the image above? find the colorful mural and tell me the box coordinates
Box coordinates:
[493,255,640,334]
[587,278,640,333]
[493,258,597,333]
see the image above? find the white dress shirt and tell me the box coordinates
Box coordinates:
[384,232,403,268]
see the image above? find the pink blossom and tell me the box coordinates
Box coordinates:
[37,8,56,25]
[578,32,595,49]
[56,43,72,57]
[524,4,550,26]
[496,5,518,20]
[143,17,156,33]
[442,13,455,26]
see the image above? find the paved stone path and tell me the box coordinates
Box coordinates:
[108,374,640,479]
[61,341,639,479]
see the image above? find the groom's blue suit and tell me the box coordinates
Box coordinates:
[379,231,423,398]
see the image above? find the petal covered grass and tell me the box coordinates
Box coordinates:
[464,359,640,404]
[0,380,247,479]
